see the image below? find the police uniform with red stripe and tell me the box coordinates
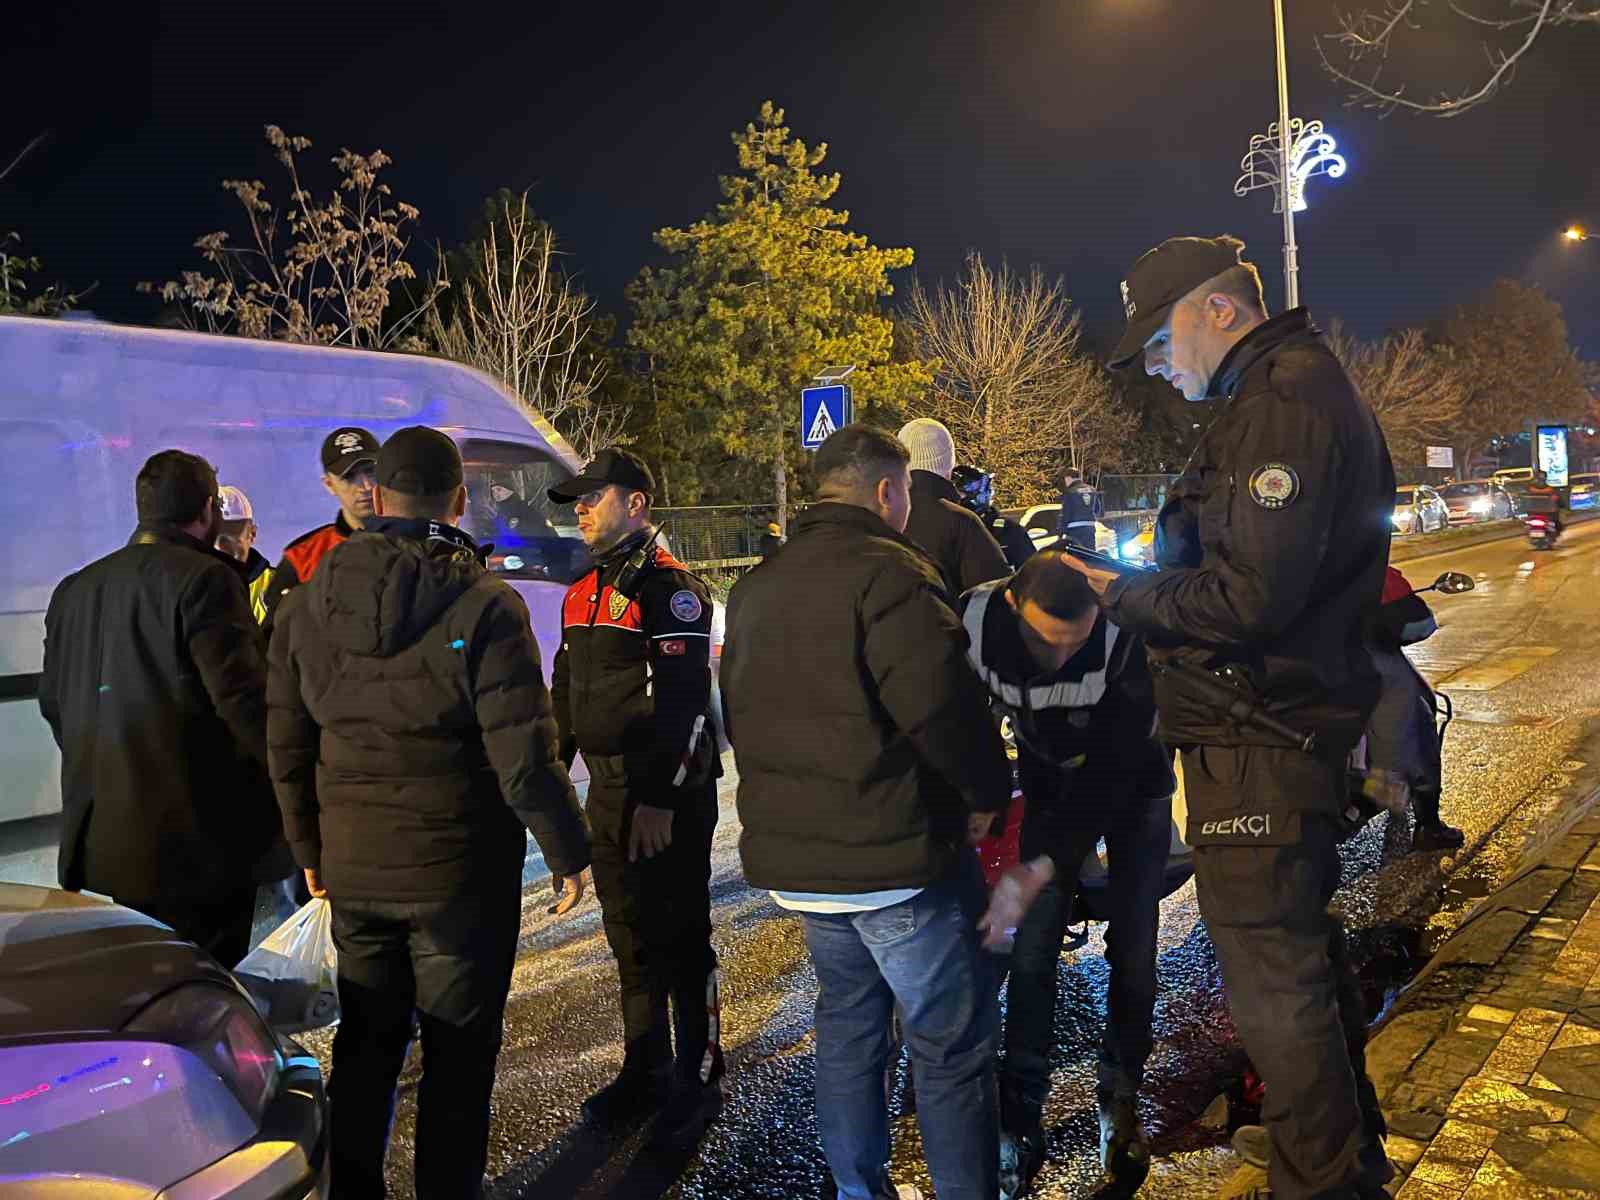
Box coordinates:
[260,513,356,635]
[551,529,724,1100]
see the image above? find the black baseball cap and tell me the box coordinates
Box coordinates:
[548,448,656,503]
[1109,235,1248,369]
[376,426,463,496]
[321,427,381,478]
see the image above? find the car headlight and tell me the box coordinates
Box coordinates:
[123,985,281,1121]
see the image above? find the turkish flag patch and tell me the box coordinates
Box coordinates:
[659,640,688,656]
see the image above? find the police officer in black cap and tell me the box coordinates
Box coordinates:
[1061,236,1397,1200]
[548,448,725,1148]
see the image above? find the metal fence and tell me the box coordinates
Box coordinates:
[656,505,780,570]
[659,475,1182,571]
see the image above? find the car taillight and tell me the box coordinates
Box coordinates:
[123,984,280,1121]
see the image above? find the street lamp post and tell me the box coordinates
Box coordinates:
[1234,0,1346,309]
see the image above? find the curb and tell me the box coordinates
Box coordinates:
[1375,778,1600,1034]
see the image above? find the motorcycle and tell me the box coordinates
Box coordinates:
[1524,513,1560,550]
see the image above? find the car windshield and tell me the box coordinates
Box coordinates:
[1441,484,1484,499]
[461,439,589,585]
[1394,489,1416,506]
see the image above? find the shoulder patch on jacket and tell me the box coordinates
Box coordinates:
[1248,463,1300,510]
[280,525,346,584]
[668,589,703,623]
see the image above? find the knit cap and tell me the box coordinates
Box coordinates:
[897,418,955,479]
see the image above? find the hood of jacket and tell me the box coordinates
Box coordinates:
[304,517,485,657]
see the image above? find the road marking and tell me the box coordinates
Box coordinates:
[1438,646,1559,691]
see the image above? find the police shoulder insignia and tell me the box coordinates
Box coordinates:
[669,588,703,623]
[607,590,631,621]
[1247,462,1300,510]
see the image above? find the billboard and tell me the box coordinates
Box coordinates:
[1536,424,1569,487]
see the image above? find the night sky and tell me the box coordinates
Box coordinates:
[10,0,1599,355]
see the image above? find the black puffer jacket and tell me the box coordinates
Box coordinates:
[267,518,588,902]
[904,470,1010,600]
[723,503,1011,894]
[39,523,280,910]
[1104,310,1396,751]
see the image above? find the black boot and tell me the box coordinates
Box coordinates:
[581,1062,671,1129]
[1410,788,1464,854]
[1098,1092,1150,1188]
[649,1068,725,1150]
[1413,819,1465,853]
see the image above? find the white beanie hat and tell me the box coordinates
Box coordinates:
[897,418,956,479]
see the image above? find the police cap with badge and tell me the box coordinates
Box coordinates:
[1110,235,1299,513]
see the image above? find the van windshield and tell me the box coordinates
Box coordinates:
[461,439,589,585]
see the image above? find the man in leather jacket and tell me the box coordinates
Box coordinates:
[1065,236,1397,1200]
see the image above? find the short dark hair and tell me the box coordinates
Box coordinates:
[136,450,218,525]
[814,424,910,493]
[378,487,458,521]
[1007,553,1098,621]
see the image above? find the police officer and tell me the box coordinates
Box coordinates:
[963,554,1174,1199]
[548,448,725,1149]
[261,426,380,635]
[1055,468,1101,550]
[952,465,1035,570]
[1063,236,1396,1200]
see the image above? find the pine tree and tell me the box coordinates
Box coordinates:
[627,102,932,519]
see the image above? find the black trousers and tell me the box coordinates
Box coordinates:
[326,881,521,1200]
[133,887,258,968]
[1184,744,1391,1200]
[587,780,722,1083]
[998,787,1170,1127]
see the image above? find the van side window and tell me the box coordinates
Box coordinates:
[461,440,588,585]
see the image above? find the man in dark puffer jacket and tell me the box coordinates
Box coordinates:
[724,423,1016,1200]
[267,426,589,1200]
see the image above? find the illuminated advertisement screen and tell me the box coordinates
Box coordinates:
[1536,424,1570,487]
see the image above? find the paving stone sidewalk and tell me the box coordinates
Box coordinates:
[1363,809,1600,1199]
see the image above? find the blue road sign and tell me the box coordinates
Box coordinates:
[801,384,852,450]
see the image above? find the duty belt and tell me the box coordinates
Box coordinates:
[1150,658,1318,753]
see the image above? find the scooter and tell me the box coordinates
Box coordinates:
[1344,570,1474,839]
[1524,513,1560,550]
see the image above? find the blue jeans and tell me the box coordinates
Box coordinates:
[1000,787,1170,1123]
[800,867,999,1200]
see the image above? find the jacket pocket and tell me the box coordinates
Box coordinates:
[1180,745,1294,846]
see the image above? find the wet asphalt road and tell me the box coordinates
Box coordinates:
[304,518,1600,1200]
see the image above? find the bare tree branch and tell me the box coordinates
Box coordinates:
[141,126,445,348]
[903,252,1133,506]
[425,192,626,462]
[1326,321,1467,464]
[1317,0,1588,117]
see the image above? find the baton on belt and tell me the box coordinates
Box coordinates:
[1149,658,1319,754]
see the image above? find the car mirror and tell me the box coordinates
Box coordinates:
[1434,571,1474,594]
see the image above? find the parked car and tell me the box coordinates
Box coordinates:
[1008,504,1118,555]
[1439,480,1516,525]
[1392,485,1450,535]
[0,883,326,1196]
[1568,473,1598,512]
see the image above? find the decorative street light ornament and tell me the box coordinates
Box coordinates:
[1234,119,1347,214]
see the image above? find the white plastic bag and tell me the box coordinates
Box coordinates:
[234,898,340,1033]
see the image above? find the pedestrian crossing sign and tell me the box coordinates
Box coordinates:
[800,384,852,451]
